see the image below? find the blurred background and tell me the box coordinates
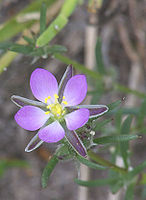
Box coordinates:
[0,0,145,199]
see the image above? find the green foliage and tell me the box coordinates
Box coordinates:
[94,134,138,145]
[124,183,135,200]
[95,38,105,75]
[0,159,28,177]
[36,0,78,47]
[0,0,56,42]
[40,3,47,34]
[41,155,59,188]
[76,154,106,170]
[126,161,146,180]
[74,177,117,187]
[137,98,146,127]
[120,116,132,169]
[36,14,68,47]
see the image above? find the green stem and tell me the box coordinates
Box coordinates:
[55,53,146,98]
[88,150,127,174]
[55,53,102,79]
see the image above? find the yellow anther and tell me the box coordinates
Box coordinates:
[45,96,51,103]
[63,96,65,99]
[62,101,68,105]
[51,104,62,116]
[47,104,53,109]
[54,94,59,103]
[45,94,66,118]
[45,111,50,115]
[54,94,59,99]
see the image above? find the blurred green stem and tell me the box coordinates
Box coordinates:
[55,54,146,98]
[88,150,127,174]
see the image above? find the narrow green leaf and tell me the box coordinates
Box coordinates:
[109,167,123,193]
[36,14,68,47]
[5,160,28,168]
[60,0,78,18]
[94,134,138,145]
[0,51,17,74]
[0,159,28,177]
[141,185,146,199]
[36,0,79,47]
[45,45,67,54]
[74,177,117,187]
[95,38,105,74]
[94,118,112,131]
[9,44,33,54]
[91,81,104,104]
[41,155,59,188]
[137,98,146,127]
[141,173,146,184]
[0,0,56,42]
[54,54,146,99]
[23,36,34,45]
[40,3,47,34]
[0,41,13,50]
[55,53,102,79]
[107,100,121,112]
[120,107,139,115]
[120,116,132,168]
[115,110,122,130]
[124,183,135,200]
[76,155,106,170]
[88,150,127,174]
[121,116,132,135]
[110,178,123,194]
[126,161,146,180]
[115,84,146,98]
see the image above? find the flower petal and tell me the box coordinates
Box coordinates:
[65,129,87,157]
[58,64,73,103]
[65,108,89,130]
[63,75,87,106]
[38,121,65,143]
[15,106,49,131]
[30,68,58,103]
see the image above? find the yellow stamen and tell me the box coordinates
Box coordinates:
[45,111,50,115]
[62,101,68,105]
[46,104,53,109]
[62,110,66,114]
[45,96,51,103]
[45,94,67,118]
[54,94,59,99]
[54,94,59,103]
[51,104,62,116]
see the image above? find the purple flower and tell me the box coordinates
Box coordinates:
[12,66,108,157]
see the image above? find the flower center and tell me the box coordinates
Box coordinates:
[45,94,68,119]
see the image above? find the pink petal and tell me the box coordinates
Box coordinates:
[65,108,89,130]
[38,121,65,143]
[15,106,49,131]
[63,75,87,106]
[30,68,58,103]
